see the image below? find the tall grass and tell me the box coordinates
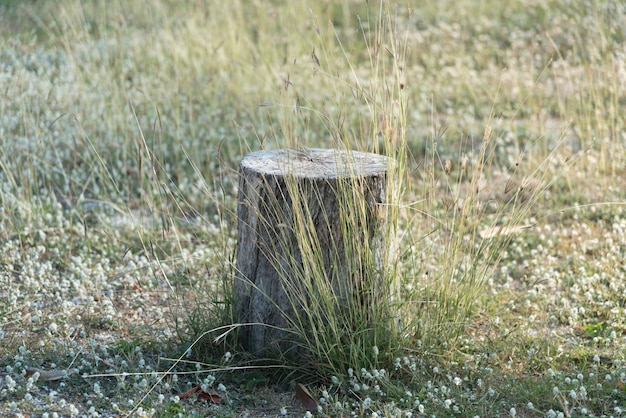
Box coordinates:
[0,0,567,361]
[240,1,412,379]
[226,0,560,386]
[1,0,625,415]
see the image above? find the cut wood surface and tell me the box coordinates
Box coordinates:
[234,148,392,356]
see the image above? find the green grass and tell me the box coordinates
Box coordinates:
[1,0,625,416]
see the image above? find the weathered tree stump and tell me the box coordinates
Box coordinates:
[234,148,392,357]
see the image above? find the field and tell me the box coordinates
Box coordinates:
[1,0,626,416]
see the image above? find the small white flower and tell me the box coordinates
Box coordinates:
[372,346,379,357]
[279,406,287,415]
[6,375,16,392]
[510,407,516,416]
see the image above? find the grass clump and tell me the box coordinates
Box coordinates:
[0,0,625,416]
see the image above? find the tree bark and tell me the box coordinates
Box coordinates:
[234,148,392,357]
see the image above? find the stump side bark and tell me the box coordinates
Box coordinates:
[234,148,392,356]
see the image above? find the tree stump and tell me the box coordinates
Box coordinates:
[234,148,392,357]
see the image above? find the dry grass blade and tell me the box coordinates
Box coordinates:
[25,368,68,381]
[479,224,535,239]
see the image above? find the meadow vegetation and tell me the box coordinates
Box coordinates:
[0,0,625,416]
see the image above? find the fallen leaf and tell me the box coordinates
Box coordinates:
[178,385,201,400]
[177,385,221,404]
[479,224,534,239]
[295,382,318,412]
[25,368,67,381]
[197,391,221,403]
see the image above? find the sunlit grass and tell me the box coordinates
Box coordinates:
[1,0,625,416]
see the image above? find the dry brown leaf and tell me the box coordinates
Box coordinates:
[177,385,221,404]
[178,385,201,400]
[479,224,534,239]
[197,391,222,403]
[25,367,67,381]
[295,382,318,412]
